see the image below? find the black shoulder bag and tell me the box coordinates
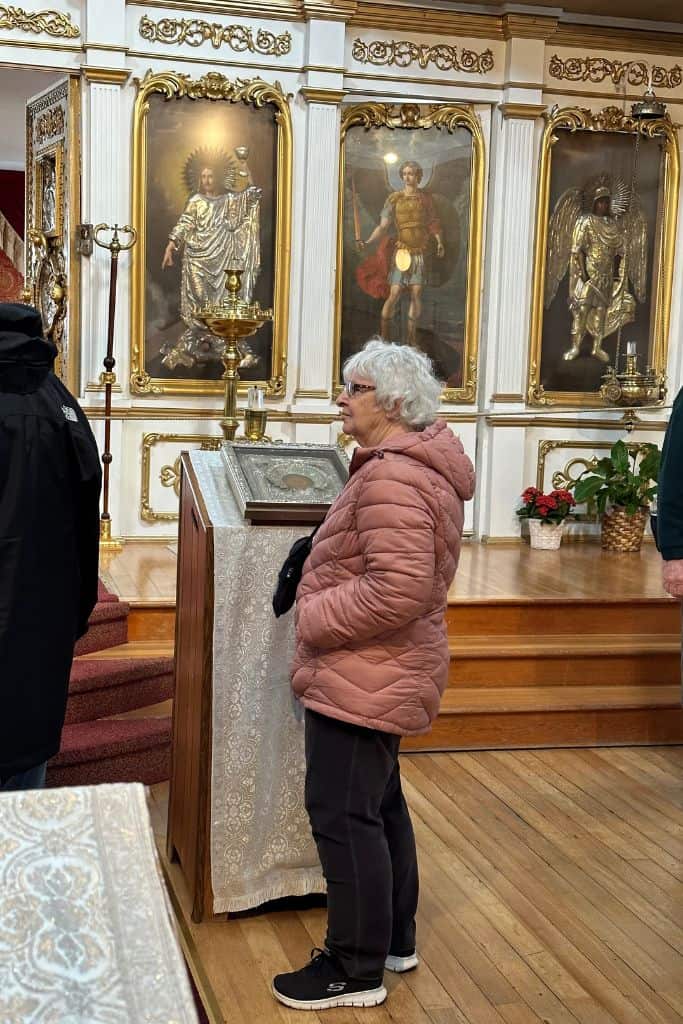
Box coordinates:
[272,524,320,618]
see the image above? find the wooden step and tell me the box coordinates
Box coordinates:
[446,599,679,638]
[403,685,683,753]
[439,684,681,714]
[127,604,176,644]
[79,640,174,660]
[448,634,681,688]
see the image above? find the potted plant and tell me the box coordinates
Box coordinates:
[571,440,660,552]
[516,486,576,549]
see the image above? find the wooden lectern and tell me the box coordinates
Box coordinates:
[167,451,324,921]
[167,453,215,921]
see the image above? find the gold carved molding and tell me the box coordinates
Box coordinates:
[334,102,485,405]
[0,4,79,37]
[302,0,356,20]
[499,103,546,120]
[548,55,683,90]
[351,38,495,75]
[349,4,502,40]
[140,431,221,522]
[553,24,683,59]
[81,68,132,85]
[486,409,667,431]
[36,104,64,143]
[138,14,292,55]
[300,87,346,104]
[490,393,524,403]
[536,438,654,496]
[528,105,680,409]
[130,70,292,398]
[502,13,557,41]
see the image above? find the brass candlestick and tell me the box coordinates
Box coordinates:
[93,222,138,552]
[198,268,272,440]
[600,350,667,408]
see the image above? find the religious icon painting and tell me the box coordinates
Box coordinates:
[130,72,292,396]
[34,148,62,238]
[335,103,485,402]
[528,105,679,407]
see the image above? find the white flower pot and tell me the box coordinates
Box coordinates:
[528,519,564,550]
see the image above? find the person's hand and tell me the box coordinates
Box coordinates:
[662,558,683,598]
[356,239,366,252]
[436,239,444,258]
[162,241,176,269]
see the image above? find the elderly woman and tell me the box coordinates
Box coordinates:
[272,340,475,1011]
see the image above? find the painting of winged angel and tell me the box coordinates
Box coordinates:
[545,171,648,365]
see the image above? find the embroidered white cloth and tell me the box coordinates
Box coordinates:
[0,783,197,1023]
[189,451,324,913]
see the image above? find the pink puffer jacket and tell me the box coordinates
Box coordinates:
[291,420,475,735]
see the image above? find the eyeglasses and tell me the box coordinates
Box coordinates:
[342,382,376,398]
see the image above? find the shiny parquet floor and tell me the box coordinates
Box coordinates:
[103,539,670,607]
[150,744,683,1024]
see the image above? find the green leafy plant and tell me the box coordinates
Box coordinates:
[572,440,660,517]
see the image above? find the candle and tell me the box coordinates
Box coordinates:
[626,340,637,357]
[247,386,265,410]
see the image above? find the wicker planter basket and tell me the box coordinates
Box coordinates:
[528,519,564,550]
[601,506,648,553]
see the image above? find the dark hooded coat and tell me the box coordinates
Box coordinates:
[0,304,101,779]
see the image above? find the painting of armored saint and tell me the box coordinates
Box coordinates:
[133,76,291,395]
[337,104,483,400]
[536,123,669,400]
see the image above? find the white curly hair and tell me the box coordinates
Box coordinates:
[343,338,442,429]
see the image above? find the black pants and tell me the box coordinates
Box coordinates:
[304,709,419,981]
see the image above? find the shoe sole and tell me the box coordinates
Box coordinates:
[272,984,388,1010]
[385,953,419,973]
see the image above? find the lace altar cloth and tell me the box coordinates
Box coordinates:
[0,783,197,1023]
[189,451,324,913]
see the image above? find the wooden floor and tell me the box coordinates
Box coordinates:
[149,745,683,1024]
[102,540,670,609]
[100,540,177,605]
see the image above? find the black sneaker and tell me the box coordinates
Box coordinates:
[272,948,387,1010]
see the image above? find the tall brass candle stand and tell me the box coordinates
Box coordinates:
[198,268,272,441]
[93,223,138,552]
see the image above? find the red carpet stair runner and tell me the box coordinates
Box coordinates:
[47,582,174,786]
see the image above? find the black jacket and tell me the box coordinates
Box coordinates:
[0,304,101,779]
[658,387,683,562]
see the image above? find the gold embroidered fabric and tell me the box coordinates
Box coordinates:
[189,452,324,913]
[0,784,198,1023]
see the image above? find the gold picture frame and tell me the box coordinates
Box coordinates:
[528,104,680,408]
[334,102,485,404]
[130,70,292,397]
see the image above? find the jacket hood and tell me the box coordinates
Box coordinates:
[0,303,56,393]
[350,419,475,502]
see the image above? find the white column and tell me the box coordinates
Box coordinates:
[292,15,346,403]
[483,106,545,404]
[80,72,130,392]
[295,97,341,398]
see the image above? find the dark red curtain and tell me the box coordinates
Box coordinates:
[0,170,25,238]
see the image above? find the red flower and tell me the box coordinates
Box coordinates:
[521,486,540,504]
